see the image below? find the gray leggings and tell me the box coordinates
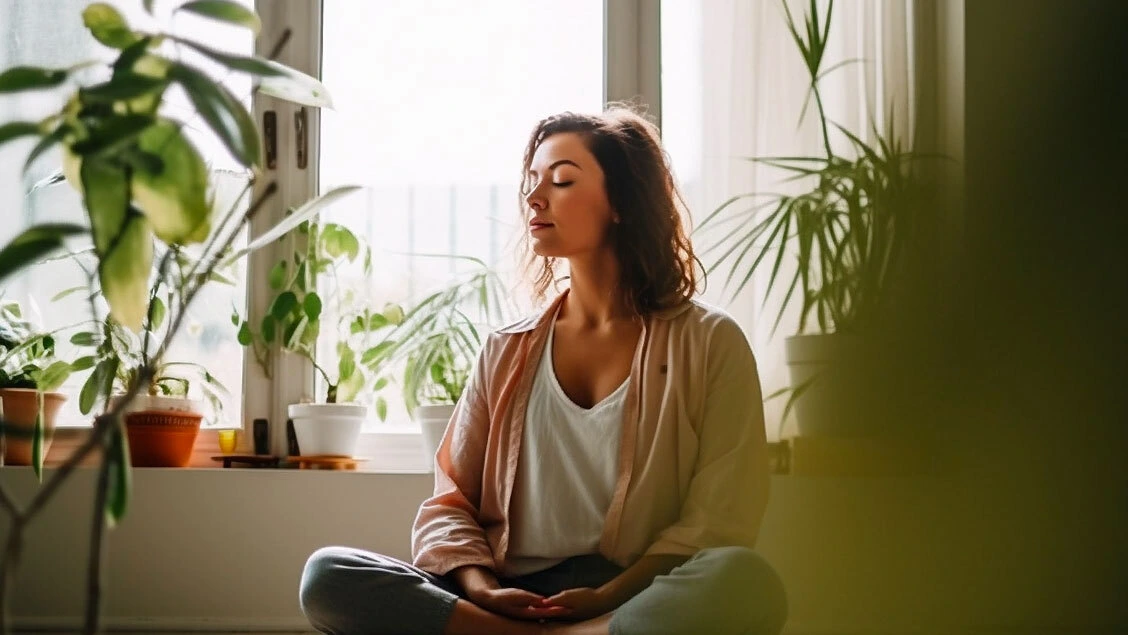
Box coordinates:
[299,546,787,635]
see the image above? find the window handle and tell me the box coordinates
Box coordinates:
[263,110,277,170]
[294,107,308,170]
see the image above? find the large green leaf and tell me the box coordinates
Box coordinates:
[0,121,41,148]
[105,424,131,527]
[0,223,87,286]
[98,213,154,331]
[220,186,362,267]
[82,3,140,49]
[131,120,212,244]
[178,0,262,34]
[258,68,333,108]
[0,66,68,93]
[34,360,73,392]
[79,73,167,104]
[80,158,129,255]
[169,62,260,167]
[170,37,287,77]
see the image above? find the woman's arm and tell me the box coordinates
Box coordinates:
[449,564,501,600]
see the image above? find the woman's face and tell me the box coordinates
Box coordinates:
[524,132,615,259]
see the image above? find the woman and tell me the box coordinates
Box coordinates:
[299,106,788,635]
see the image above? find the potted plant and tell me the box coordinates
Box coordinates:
[0,300,75,465]
[235,220,402,457]
[373,258,513,469]
[74,309,229,468]
[0,0,358,628]
[696,0,930,437]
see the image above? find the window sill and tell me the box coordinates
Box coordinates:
[42,425,434,474]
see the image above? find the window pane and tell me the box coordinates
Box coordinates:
[0,0,252,428]
[319,0,604,428]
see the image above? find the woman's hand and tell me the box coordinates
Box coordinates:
[537,587,615,622]
[469,587,573,621]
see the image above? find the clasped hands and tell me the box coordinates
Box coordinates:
[469,585,614,622]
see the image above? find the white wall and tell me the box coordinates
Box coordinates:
[4,467,1125,635]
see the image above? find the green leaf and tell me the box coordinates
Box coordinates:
[0,66,68,93]
[230,310,240,326]
[375,396,387,422]
[372,376,388,392]
[82,3,140,49]
[269,291,298,321]
[221,186,363,267]
[0,223,87,286]
[260,314,276,343]
[71,356,96,371]
[170,36,288,77]
[302,292,322,321]
[0,122,41,148]
[258,67,334,108]
[35,361,73,392]
[236,320,252,346]
[178,0,262,34]
[131,120,212,244]
[80,362,106,414]
[361,341,396,367]
[51,285,89,302]
[79,73,166,104]
[70,114,154,158]
[105,425,132,526]
[99,213,154,331]
[81,158,129,255]
[268,261,286,290]
[168,62,261,167]
[150,295,166,330]
[70,332,98,346]
[22,126,66,172]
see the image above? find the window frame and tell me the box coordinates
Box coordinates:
[249,0,660,465]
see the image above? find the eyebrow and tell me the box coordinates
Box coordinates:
[528,159,582,177]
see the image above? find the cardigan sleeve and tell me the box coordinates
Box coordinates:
[411,339,497,575]
[644,316,770,556]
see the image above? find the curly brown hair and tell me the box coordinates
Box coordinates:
[518,105,702,316]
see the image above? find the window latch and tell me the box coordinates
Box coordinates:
[294,107,308,170]
[263,110,277,170]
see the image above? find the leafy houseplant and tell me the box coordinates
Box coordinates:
[0,301,76,466]
[375,258,514,468]
[235,220,403,457]
[697,0,928,437]
[0,1,358,632]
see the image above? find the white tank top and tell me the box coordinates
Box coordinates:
[504,319,629,576]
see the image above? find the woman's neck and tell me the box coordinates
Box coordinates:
[561,250,634,328]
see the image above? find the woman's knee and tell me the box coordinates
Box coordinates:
[299,546,356,618]
[692,546,788,633]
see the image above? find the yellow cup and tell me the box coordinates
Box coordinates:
[218,429,237,454]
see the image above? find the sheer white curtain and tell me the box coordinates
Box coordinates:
[664,0,930,438]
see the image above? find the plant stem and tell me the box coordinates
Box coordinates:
[83,423,112,635]
[813,85,833,161]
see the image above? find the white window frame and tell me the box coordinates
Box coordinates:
[249,0,661,465]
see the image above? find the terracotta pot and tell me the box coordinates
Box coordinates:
[125,409,203,467]
[0,388,66,466]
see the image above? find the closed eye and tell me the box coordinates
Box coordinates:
[553,181,574,188]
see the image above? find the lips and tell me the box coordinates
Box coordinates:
[529,219,554,230]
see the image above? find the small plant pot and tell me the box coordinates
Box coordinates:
[288,403,367,457]
[120,395,205,468]
[415,404,455,472]
[0,388,66,466]
[785,333,870,437]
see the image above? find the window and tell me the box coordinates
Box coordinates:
[316,0,605,430]
[0,0,251,429]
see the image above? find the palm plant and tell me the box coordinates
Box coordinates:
[697,0,925,337]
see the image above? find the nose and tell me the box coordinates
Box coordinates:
[525,188,546,211]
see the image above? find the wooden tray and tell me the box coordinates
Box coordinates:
[285,455,367,471]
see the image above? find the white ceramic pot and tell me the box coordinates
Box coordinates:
[784,333,864,437]
[288,403,367,457]
[415,404,455,472]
